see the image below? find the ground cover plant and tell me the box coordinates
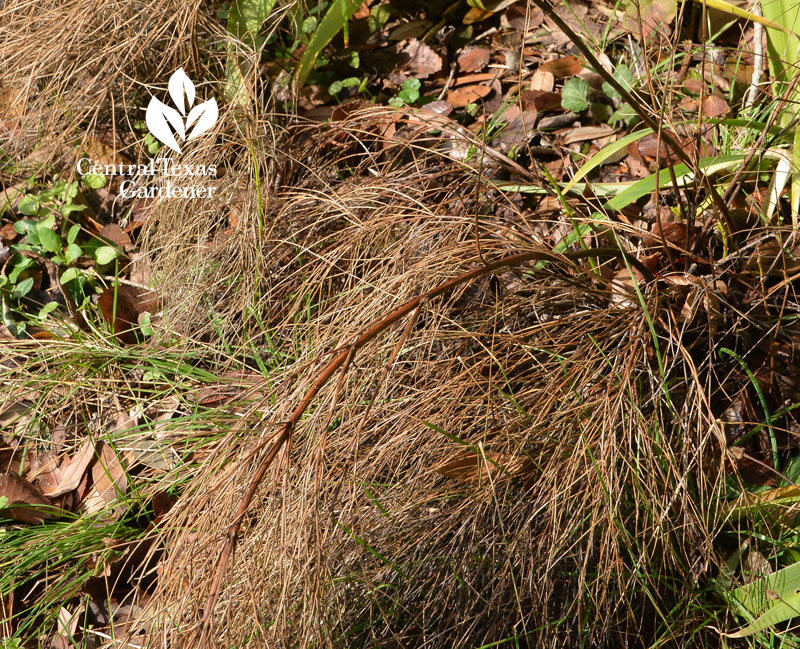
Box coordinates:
[2,0,800,647]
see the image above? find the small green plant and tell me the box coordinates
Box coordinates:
[388,78,421,107]
[561,63,638,127]
[1,174,122,336]
[133,120,161,155]
[329,75,369,99]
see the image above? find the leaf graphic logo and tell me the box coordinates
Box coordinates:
[146,68,218,154]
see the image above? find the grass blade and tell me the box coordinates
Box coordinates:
[296,0,365,86]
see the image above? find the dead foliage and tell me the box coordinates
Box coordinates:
[3,0,800,646]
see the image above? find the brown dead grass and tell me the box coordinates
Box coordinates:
[3,2,793,647]
[131,110,730,648]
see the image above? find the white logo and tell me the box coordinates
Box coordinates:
[145,68,218,155]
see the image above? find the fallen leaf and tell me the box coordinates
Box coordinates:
[701,94,729,117]
[0,400,35,438]
[421,100,454,117]
[42,439,95,497]
[463,0,520,24]
[683,78,704,93]
[530,69,555,92]
[0,472,51,523]
[82,441,127,516]
[446,84,492,107]
[458,47,491,73]
[388,39,443,85]
[531,91,562,112]
[503,4,544,30]
[540,55,584,78]
[562,125,614,145]
[98,283,161,344]
[453,71,504,86]
[388,20,433,42]
[98,223,132,250]
[621,0,678,41]
[435,450,535,484]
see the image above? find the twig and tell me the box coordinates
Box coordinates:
[746,1,764,109]
[197,246,653,644]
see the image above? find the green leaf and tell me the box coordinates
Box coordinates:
[8,256,33,283]
[608,102,639,127]
[226,0,278,105]
[561,78,590,112]
[602,63,635,101]
[13,277,33,298]
[563,127,655,193]
[398,77,421,104]
[13,219,36,237]
[60,203,87,216]
[37,227,62,255]
[64,243,83,264]
[302,15,318,33]
[82,173,106,190]
[725,561,800,637]
[60,267,79,284]
[367,3,391,32]
[228,0,276,40]
[17,196,39,216]
[297,0,366,85]
[139,311,154,336]
[37,301,60,320]
[604,154,746,211]
[94,246,119,265]
[67,224,81,245]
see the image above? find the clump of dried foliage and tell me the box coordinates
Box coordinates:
[4,1,800,648]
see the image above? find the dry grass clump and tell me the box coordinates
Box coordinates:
[5,2,800,645]
[135,109,737,648]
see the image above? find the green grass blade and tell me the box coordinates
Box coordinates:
[697,0,797,35]
[296,0,365,86]
[604,154,746,211]
[725,561,800,637]
[563,127,654,194]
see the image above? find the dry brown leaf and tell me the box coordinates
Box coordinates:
[683,78,704,93]
[446,84,492,107]
[42,439,95,497]
[0,472,51,523]
[388,39,442,85]
[28,451,61,495]
[98,282,161,344]
[621,0,677,41]
[701,94,729,117]
[562,125,614,145]
[388,20,432,42]
[98,223,132,250]
[503,4,544,30]
[458,47,491,73]
[531,91,562,112]
[80,135,132,168]
[463,0,519,24]
[540,55,584,78]
[84,442,127,515]
[609,266,646,308]
[530,69,555,92]
[435,450,534,484]
[420,100,454,117]
[453,71,503,86]
[0,400,35,438]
